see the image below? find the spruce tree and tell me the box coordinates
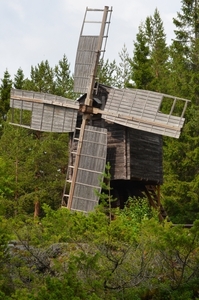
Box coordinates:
[145,8,169,92]
[117,44,132,88]
[98,58,120,87]
[29,60,55,93]
[130,23,153,89]
[173,0,199,44]
[54,54,74,98]
[162,0,199,223]
[13,68,25,89]
[130,9,169,92]
[0,70,12,122]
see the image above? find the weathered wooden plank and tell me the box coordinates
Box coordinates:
[128,128,163,183]
[103,87,189,138]
[10,89,79,109]
[74,36,99,93]
[70,125,107,212]
[10,89,78,133]
[10,99,33,111]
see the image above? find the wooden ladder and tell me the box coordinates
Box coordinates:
[144,185,168,221]
[61,127,80,207]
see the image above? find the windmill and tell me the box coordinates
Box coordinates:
[10,6,190,216]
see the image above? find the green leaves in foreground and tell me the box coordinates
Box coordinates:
[0,204,198,299]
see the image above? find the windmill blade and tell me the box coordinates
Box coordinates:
[63,125,107,213]
[73,6,112,94]
[102,87,190,138]
[10,89,78,133]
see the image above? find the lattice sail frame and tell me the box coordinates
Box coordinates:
[73,7,112,94]
[102,87,190,138]
[10,89,78,133]
[69,125,107,212]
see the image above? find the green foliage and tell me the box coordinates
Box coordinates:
[161,1,199,224]
[0,54,75,217]
[99,58,121,87]
[130,23,153,89]
[1,5,199,299]
[130,9,169,92]
[13,68,25,89]
[0,122,68,216]
[121,197,152,223]
[1,206,199,299]
[54,54,75,98]
[28,60,55,93]
[0,70,12,136]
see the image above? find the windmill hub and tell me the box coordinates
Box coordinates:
[79,104,94,115]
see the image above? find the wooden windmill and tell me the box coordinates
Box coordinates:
[10,6,190,216]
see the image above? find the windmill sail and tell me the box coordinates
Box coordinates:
[103,87,190,138]
[63,125,107,212]
[64,7,112,212]
[73,7,112,94]
[10,89,78,133]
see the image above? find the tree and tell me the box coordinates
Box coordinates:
[98,58,121,87]
[162,1,199,223]
[0,70,12,135]
[0,120,69,217]
[3,204,199,299]
[28,60,55,93]
[130,9,169,92]
[54,54,74,98]
[173,0,199,45]
[13,68,25,90]
[130,23,153,89]
[117,44,132,88]
[145,8,169,92]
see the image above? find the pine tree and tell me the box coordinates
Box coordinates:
[54,54,74,98]
[98,58,120,87]
[162,0,199,223]
[0,122,68,216]
[29,60,55,93]
[13,68,25,89]
[130,9,169,92]
[130,23,153,89]
[0,70,12,122]
[117,44,132,88]
[173,0,199,44]
[145,8,169,92]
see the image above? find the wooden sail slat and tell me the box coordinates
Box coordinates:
[70,125,107,212]
[103,87,190,138]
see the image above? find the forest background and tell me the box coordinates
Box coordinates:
[1,1,199,299]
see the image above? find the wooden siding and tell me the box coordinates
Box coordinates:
[105,123,162,183]
[128,128,163,184]
[103,87,190,138]
[70,125,107,212]
[73,36,99,94]
[106,123,128,180]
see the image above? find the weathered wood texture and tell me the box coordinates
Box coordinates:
[10,89,78,133]
[76,85,163,184]
[106,123,128,180]
[103,87,189,138]
[73,36,99,94]
[70,125,107,212]
[128,128,163,184]
[105,123,163,184]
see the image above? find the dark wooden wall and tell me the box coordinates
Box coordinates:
[74,86,163,185]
